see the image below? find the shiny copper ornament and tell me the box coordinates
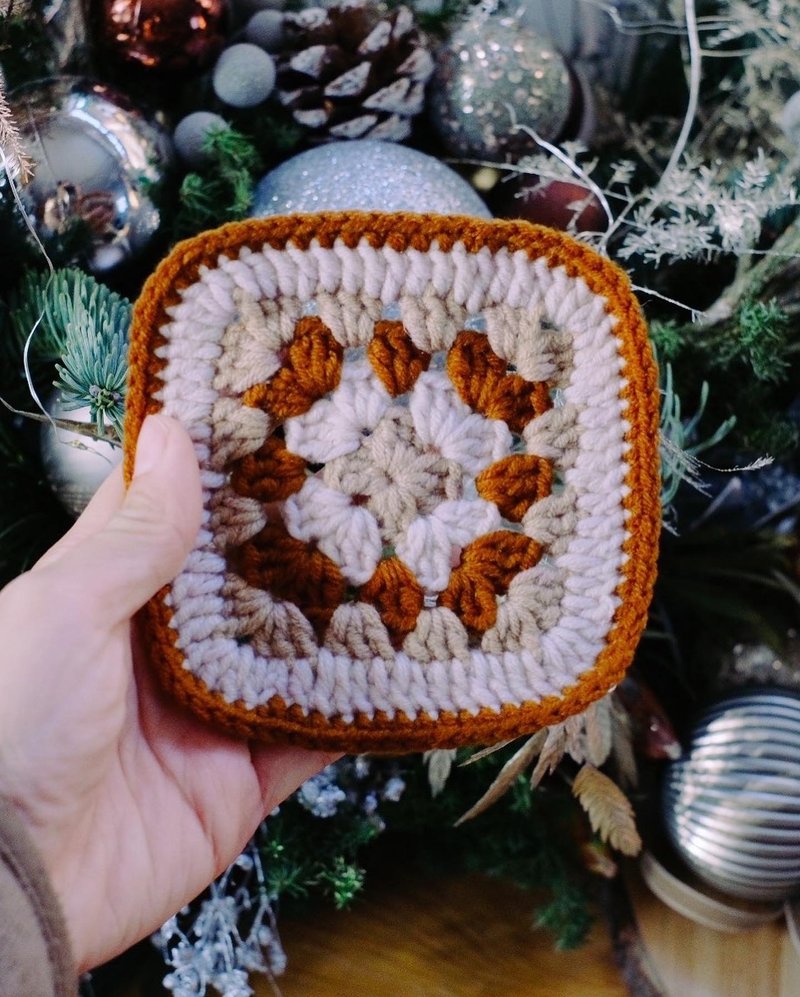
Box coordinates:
[92,0,229,75]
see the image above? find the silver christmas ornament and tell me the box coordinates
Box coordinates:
[429,11,573,160]
[250,139,491,217]
[174,111,230,168]
[245,9,285,51]
[40,396,122,519]
[519,0,657,97]
[9,78,172,273]
[212,43,277,108]
[663,690,800,902]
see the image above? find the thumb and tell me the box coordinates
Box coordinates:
[56,414,203,625]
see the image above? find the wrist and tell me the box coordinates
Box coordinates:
[0,795,78,993]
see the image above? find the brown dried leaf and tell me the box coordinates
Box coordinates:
[455,730,546,826]
[530,724,568,787]
[572,763,642,857]
[563,713,586,764]
[611,692,639,789]
[459,739,514,766]
[423,749,457,797]
[0,77,33,184]
[580,840,619,879]
[584,697,614,768]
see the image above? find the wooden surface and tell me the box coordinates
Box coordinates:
[256,868,800,997]
[269,871,626,997]
[631,875,800,997]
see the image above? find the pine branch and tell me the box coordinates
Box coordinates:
[174,126,264,239]
[9,268,131,438]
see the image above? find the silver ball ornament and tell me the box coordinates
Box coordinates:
[429,12,574,160]
[245,10,285,51]
[174,111,230,168]
[9,78,172,274]
[664,690,800,902]
[251,139,490,217]
[40,397,123,519]
[212,43,276,108]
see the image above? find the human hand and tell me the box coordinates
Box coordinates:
[0,415,336,973]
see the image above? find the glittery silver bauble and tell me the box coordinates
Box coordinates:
[40,397,122,519]
[664,690,800,902]
[429,12,573,160]
[9,78,172,273]
[251,139,490,217]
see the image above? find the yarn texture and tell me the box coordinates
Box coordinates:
[125,212,660,752]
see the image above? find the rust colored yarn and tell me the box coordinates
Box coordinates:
[368,320,431,396]
[476,455,552,522]
[243,316,343,419]
[238,521,346,639]
[359,557,425,644]
[230,437,307,503]
[447,331,551,432]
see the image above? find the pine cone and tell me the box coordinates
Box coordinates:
[276,2,434,143]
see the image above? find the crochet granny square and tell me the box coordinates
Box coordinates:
[125,212,659,752]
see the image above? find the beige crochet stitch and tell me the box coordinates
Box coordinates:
[125,211,660,752]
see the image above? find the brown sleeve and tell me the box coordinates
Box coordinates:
[0,798,78,996]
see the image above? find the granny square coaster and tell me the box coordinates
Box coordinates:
[125,212,660,752]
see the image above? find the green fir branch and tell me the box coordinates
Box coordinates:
[9,268,131,438]
[0,4,54,89]
[174,126,264,239]
[54,324,128,439]
[720,297,791,383]
[659,361,736,511]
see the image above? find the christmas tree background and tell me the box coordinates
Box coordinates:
[1,1,800,994]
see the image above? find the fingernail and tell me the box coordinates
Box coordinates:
[133,415,171,477]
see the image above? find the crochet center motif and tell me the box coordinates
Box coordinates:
[228,314,555,647]
[127,213,660,749]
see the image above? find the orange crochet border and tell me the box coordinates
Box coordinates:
[124,212,660,752]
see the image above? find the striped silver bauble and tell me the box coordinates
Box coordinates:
[663,690,800,902]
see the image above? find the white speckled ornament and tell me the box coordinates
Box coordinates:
[429,10,574,160]
[212,43,277,107]
[250,139,490,216]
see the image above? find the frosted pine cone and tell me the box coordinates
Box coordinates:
[275,2,434,142]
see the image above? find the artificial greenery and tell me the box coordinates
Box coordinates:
[173,127,264,240]
[0,4,53,90]
[658,361,736,515]
[651,296,799,457]
[8,268,131,437]
[259,799,380,911]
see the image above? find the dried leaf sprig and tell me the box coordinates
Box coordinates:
[0,73,32,183]
[572,764,642,857]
